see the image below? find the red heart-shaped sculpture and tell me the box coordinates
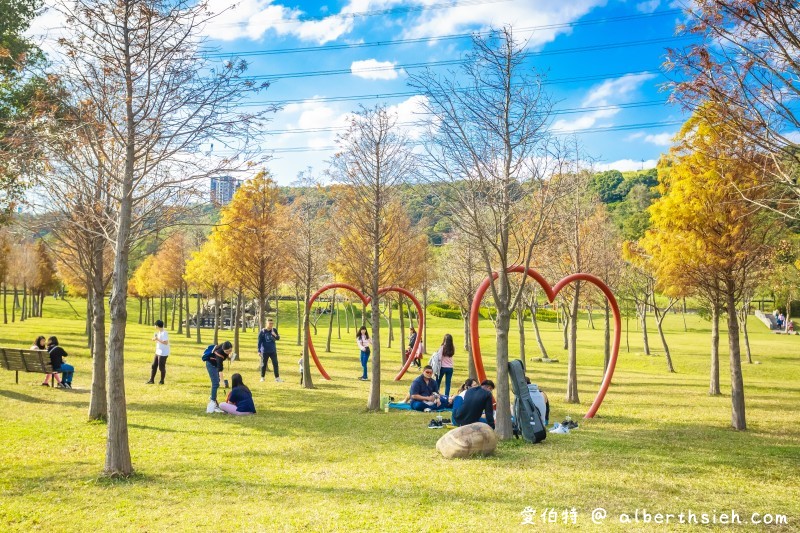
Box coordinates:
[306,283,424,381]
[469,266,620,419]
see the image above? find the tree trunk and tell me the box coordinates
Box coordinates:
[655,307,675,373]
[302,283,315,390]
[423,287,428,353]
[325,290,336,352]
[464,310,476,380]
[85,289,93,343]
[2,282,6,324]
[88,242,107,421]
[566,284,581,403]
[337,299,341,339]
[39,292,46,317]
[587,304,594,329]
[171,292,177,330]
[726,280,746,430]
[740,304,752,364]
[640,302,650,355]
[603,300,611,373]
[494,308,513,440]
[274,292,279,328]
[295,287,302,346]
[516,299,526,365]
[184,284,191,338]
[710,301,721,395]
[560,302,569,350]
[367,292,381,411]
[234,290,242,357]
[682,297,688,332]
[196,294,202,344]
[213,289,220,345]
[530,299,549,360]
[387,298,394,348]
[21,283,27,321]
[11,285,16,322]
[344,298,350,333]
[399,296,406,364]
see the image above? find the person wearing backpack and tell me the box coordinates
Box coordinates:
[203,341,232,413]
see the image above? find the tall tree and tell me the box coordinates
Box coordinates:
[52,0,271,476]
[331,106,414,411]
[408,27,567,439]
[643,106,778,430]
[667,1,800,216]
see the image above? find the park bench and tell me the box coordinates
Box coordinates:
[0,348,55,385]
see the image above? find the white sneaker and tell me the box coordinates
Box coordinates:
[260,377,265,382]
[214,407,224,413]
[549,423,569,434]
[206,400,217,414]
[275,377,283,383]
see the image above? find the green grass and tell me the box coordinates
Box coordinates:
[0,297,799,532]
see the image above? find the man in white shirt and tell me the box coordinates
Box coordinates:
[147,319,170,385]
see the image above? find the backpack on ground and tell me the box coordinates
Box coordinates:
[201,344,216,362]
[508,359,547,443]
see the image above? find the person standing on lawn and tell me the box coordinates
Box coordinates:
[258,318,282,382]
[146,320,170,384]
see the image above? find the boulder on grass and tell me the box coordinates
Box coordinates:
[436,422,497,459]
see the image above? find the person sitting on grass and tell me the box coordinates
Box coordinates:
[409,365,448,411]
[525,377,550,426]
[450,378,478,420]
[47,336,74,389]
[219,373,256,416]
[453,380,495,429]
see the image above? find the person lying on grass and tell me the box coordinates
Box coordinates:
[409,365,449,411]
[219,373,256,416]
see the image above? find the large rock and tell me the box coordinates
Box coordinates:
[436,422,497,459]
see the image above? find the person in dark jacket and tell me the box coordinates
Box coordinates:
[47,336,74,389]
[205,341,232,412]
[453,380,495,429]
[219,373,256,415]
[258,318,282,382]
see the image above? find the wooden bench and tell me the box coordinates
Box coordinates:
[0,348,55,384]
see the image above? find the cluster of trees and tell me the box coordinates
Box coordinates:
[0,234,59,322]
[1,0,797,475]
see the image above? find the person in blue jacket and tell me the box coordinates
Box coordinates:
[258,318,282,382]
[219,373,256,415]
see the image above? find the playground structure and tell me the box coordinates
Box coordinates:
[306,266,621,419]
[306,284,424,381]
[469,266,621,419]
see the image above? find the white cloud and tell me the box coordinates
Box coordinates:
[552,73,657,132]
[636,0,661,14]
[597,159,659,172]
[783,131,800,144]
[405,0,607,48]
[350,59,400,80]
[643,132,674,146]
[203,0,354,44]
[386,95,430,140]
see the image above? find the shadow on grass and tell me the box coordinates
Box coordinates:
[0,389,88,407]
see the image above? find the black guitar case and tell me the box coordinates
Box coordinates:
[508,359,547,443]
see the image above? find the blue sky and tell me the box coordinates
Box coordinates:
[33,0,693,185]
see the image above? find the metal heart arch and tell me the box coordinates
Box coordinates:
[469,266,621,419]
[306,283,424,381]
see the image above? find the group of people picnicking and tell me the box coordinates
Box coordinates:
[30,335,74,388]
[31,313,546,427]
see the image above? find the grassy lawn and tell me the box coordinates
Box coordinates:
[0,297,798,532]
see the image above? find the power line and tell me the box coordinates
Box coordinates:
[261,100,670,134]
[245,33,691,81]
[203,9,683,58]
[208,119,683,155]
[246,69,665,105]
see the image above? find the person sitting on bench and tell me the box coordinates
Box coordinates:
[409,365,448,411]
[453,380,495,429]
[31,336,61,387]
[47,336,73,389]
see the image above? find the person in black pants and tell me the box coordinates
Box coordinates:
[258,318,282,382]
[453,380,495,429]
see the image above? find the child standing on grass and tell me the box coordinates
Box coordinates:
[146,320,170,385]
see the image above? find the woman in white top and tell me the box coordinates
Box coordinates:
[147,320,170,384]
[356,326,372,381]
